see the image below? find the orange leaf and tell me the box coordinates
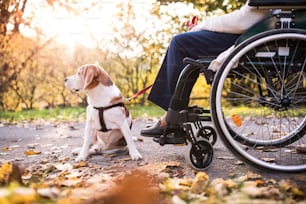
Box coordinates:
[73,161,88,168]
[24,150,41,156]
[2,147,11,151]
[232,114,242,127]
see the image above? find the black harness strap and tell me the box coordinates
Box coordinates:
[94,103,125,132]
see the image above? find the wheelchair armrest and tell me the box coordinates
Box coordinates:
[184,57,215,84]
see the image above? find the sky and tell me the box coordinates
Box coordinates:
[22,0,200,48]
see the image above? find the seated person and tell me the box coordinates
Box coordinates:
[141,0,269,136]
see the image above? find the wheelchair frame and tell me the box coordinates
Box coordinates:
[154,2,306,173]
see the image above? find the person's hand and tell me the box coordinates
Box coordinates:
[185,16,198,31]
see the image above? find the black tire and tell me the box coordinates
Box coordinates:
[185,138,214,171]
[197,126,217,146]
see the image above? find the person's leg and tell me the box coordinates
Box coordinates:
[148,30,239,110]
[142,30,239,136]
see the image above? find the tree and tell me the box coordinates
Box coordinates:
[158,0,247,13]
[99,1,164,105]
[95,1,202,105]
[0,0,56,110]
[0,0,250,110]
[0,0,29,110]
[0,0,98,110]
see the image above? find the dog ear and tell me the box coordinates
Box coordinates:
[83,65,113,90]
[83,65,99,90]
[97,67,113,87]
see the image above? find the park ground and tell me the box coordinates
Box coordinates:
[0,118,306,203]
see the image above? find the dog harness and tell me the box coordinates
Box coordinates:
[93,102,128,132]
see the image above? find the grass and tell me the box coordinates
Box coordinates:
[1,105,304,123]
[0,105,165,123]
[222,106,306,117]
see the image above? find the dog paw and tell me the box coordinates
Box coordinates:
[71,147,81,156]
[75,152,88,162]
[129,150,142,161]
[75,155,87,162]
[89,144,103,155]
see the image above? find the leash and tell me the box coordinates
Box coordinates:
[185,16,198,30]
[124,84,153,102]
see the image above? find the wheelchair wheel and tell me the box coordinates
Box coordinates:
[185,138,214,171]
[211,29,306,172]
[197,126,217,146]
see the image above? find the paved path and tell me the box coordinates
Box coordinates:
[0,119,304,183]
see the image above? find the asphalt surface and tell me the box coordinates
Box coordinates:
[0,119,305,182]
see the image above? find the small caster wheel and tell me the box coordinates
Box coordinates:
[197,126,217,146]
[185,138,213,171]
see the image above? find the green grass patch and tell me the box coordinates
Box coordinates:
[0,107,86,123]
[222,106,306,117]
[128,104,165,119]
[1,105,305,124]
[0,105,165,123]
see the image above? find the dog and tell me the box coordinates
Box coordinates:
[64,64,142,161]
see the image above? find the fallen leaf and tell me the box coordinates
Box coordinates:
[291,187,304,197]
[191,172,209,194]
[27,143,39,148]
[60,178,83,187]
[296,144,306,153]
[24,150,41,156]
[232,114,242,127]
[37,187,60,199]
[1,147,11,152]
[172,195,186,204]
[217,156,235,160]
[260,147,278,152]
[234,160,244,165]
[53,163,73,171]
[246,172,262,180]
[21,171,32,180]
[261,158,276,162]
[73,161,88,168]
[137,137,143,142]
[0,163,12,184]
[0,188,9,198]
[210,178,230,197]
[161,178,190,192]
[10,187,37,203]
[241,183,263,197]
[294,175,306,182]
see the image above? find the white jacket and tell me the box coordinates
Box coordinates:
[191,1,270,71]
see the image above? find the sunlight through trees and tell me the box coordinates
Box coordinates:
[0,0,245,111]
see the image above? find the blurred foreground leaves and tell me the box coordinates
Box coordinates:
[161,171,306,204]
[0,121,305,203]
[0,160,305,204]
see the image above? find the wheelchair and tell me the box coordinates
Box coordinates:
[153,0,306,173]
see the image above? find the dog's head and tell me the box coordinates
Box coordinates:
[65,64,113,92]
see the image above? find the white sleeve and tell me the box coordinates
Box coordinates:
[191,3,269,34]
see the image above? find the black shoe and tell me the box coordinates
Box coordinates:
[140,120,166,137]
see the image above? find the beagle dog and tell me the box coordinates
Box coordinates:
[64,64,142,161]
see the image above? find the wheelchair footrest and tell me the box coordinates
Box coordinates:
[167,106,211,124]
[153,135,186,145]
[153,127,186,145]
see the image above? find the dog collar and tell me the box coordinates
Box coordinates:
[93,103,125,132]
